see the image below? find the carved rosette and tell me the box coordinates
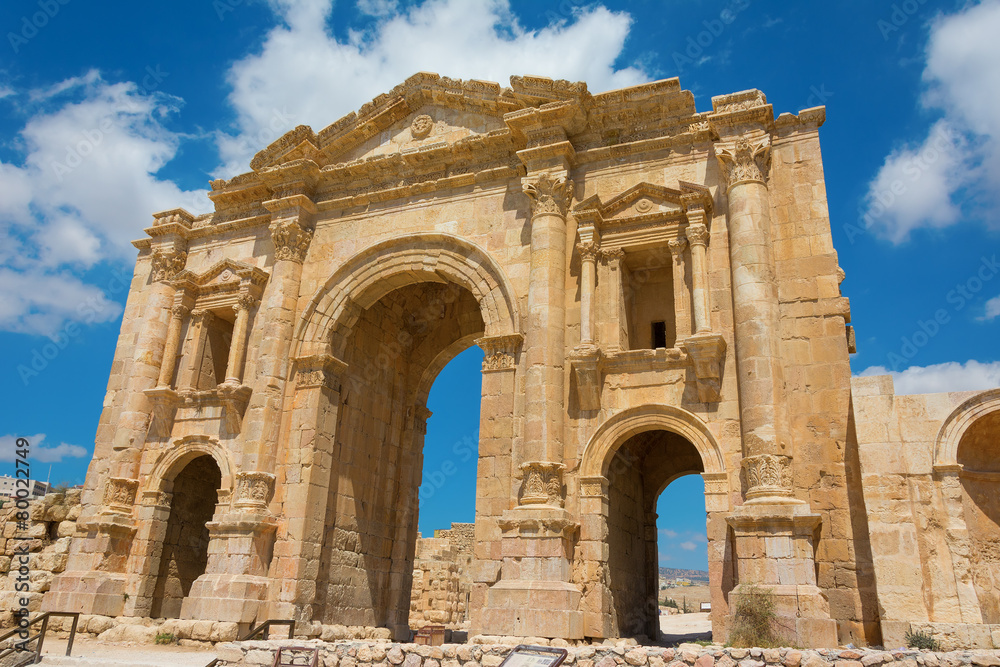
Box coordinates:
[103,477,139,512]
[742,453,793,500]
[716,135,771,189]
[293,354,348,391]
[270,219,313,263]
[519,461,565,507]
[232,471,276,510]
[522,173,573,218]
[475,333,523,372]
[150,249,187,283]
[686,223,710,247]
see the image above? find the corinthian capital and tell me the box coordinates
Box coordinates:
[716,135,771,189]
[270,219,313,263]
[150,249,187,283]
[686,223,710,247]
[522,173,573,217]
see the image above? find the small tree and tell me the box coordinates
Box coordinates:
[728,583,780,648]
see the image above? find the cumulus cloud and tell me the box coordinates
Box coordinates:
[857,359,1000,394]
[982,295,1000,321]
[217,0,647,174]
[0,71,208,335]
[861,0,1000,242]
[659,528,678,538]
[680,541,697,551]
[0,433,88,464]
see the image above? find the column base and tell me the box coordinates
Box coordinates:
[477,580,583,639]
[43,571,127,617]
[180,573,271,624]
[726,501,837,649]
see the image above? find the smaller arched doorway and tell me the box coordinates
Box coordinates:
[150,455,222,619]
[579,405,729,641]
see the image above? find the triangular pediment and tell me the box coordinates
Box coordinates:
[172,259,268,291]
[574,181,713,227]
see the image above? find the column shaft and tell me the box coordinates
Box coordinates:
[181,310,212,391]
[579,247,597,346]
[224,294,255,384]
[687,223,712,335]
[156,304,188,388]
[668,239,691,341]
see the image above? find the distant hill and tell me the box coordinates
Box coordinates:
[658,567,709,581]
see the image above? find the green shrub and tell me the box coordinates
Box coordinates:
[904,628,939,651]
[154,632,177,645]
[727,583,780,648]
[663,598,678,609]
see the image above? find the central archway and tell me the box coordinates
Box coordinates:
[282,233,522,637]
[579,405,729,640]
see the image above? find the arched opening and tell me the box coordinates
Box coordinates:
[408,346,482,632]
[606,430,705,641]
[312,280,486,633]
[956,410,1000,623]
[150,455,221,619]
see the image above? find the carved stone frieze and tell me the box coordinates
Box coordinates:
[519,461,565,507]
[522,173,573,217]
[716,135,771,189]
[270,219,313,263]
[150,249,187,283]
[293,354,348,391]
[232,471,276,510]
[475,333,523,372]
[103,477,139,512]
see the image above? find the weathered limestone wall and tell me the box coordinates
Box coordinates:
[409,523,475,629]
[851,376,1000,649]
[606,448,648,638]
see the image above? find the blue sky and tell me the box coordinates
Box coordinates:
[2,0,1000,572]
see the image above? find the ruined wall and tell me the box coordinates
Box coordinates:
[408,523,474,629]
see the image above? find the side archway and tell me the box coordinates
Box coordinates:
[144,436,235,497]
[934,388,1000,470]
[294,232,521,359]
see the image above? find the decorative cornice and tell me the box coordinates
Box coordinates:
[293,354,348,391]
[270,219,313,263]
[716,135,771,190]
[522,172,573,217]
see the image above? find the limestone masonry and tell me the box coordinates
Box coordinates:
[26,73,1000,648]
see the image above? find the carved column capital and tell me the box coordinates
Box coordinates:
[189,309,214,325]
[293,354,348,391]
[475,333,523,372]
[519,461,565,507]
[601,246,625,266]
[151,249,186,282]
[522,173,573,217]
[686,223,710,247]
[103,477,139,513]
[270,219,313,263]
[577,241,600,263]
[716,135,771,189]
[667,237,688,258]
[232,471,276,510]
[742,453,793,501]
[234,291,258,313]
[171,303,191,319]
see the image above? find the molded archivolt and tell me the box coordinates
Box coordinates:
[295,233,521,359]
[143,436,234,496]
[934,388,1000,470]
[580,404,725,478]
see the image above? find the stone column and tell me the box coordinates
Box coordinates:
[156,303,189,388]
[716,135,792,492]
[223,291,257,385]
[668,238,691,341]
[686,221,712,335]
[578,241,598,347]
[717,133,837,648]
[602,248,628,351]
[478,173,583,639]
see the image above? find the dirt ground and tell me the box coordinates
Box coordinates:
[35,636,217,666]
[658,611,713,644]
[661,585,712,613]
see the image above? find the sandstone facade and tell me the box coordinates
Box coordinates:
[34,73,1000,648]
[409,524,474,630]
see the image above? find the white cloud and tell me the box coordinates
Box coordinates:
[0,434,88,464]
[679,541,697,551]
[659,528,678,539]
[357,0,399,16]
[857,359,1000,394]
[862,0,1000,242]
[0,72,208,336]
[983,295,1000,321]
[217,0,647,175]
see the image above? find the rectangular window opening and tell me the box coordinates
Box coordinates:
[651,321,667,349]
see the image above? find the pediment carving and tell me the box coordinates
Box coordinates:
[574,181,712,227]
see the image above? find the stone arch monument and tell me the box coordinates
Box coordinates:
[44,73,1000,650]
